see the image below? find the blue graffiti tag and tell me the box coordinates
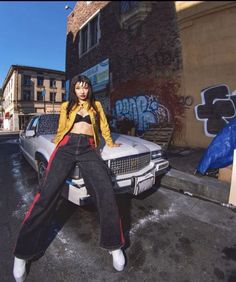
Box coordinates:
[113,95,169,132]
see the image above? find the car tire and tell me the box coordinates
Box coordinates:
[37,157,48,185]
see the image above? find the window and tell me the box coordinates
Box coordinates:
[62,93,67,101]
[119,2,151,31]
[50,79,56,88]
[50,92,56,102]
[90,16,98,47]
[37,76,44,86]
[37,91,44,101]
[61,80,66,89]
[23,75,31,86]
[22,90,31,101]
[81,25,88,54]
[26,116,39,131]
[120,1,139,13]
[79,12,100,57]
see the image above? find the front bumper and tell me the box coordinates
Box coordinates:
[65,158,169,206]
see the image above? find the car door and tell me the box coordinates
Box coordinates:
[21,116,40,169]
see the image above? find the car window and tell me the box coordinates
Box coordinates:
[26,116,39,131]
[38,114,59,135]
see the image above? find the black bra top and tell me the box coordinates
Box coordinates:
[73,113,92,125]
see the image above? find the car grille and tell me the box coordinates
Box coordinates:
[109,153,150,175]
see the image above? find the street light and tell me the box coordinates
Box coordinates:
[65,5,73,11]
[52,82,57,114]
[41,86,46,113]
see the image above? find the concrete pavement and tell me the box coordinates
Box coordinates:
[161,146,231,205]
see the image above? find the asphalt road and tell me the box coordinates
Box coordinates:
[0,135,236,282]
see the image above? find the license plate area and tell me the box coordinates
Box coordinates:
[133,174,155,195]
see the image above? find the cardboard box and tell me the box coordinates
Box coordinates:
[218,165,232,183]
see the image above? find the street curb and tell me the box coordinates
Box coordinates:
[160,168,230,203]
[0,131,20,136]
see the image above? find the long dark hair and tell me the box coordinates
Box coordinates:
[66,75,95,118]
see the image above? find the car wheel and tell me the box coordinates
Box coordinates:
[37,157,48,185]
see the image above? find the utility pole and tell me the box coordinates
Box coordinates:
[52,81,56,114]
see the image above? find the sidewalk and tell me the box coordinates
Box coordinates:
[0,129,20,135]
[160,146,231,204]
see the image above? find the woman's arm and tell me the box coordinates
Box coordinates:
[96,101,120,147]
[52,102,68,144]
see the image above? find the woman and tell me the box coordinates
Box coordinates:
[13,75,125,282]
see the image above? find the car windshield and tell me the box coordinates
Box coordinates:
[37,114,59,135]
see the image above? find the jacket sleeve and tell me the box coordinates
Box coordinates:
[52,102,68,144]
[96,101,114,147]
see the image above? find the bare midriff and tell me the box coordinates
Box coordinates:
[70,110,94,136]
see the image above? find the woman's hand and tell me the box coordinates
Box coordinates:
[110,142,122,147]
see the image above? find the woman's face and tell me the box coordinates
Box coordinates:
[75,81,89,101]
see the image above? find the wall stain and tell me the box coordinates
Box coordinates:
[128,240,146,267]
[222,245,236,261]
[214,267,225,280]
[228,270,236,282]
[169,252,180,263]
[176,237,193,257]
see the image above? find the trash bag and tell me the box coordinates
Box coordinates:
[197,118,236,174]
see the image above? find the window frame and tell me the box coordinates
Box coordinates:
[37,76,44,86]
[50,79,56,88]
[120,1,139,14]
[22,90,31,101]
[79,10,101,57]
[23,75,31,86]
[37,91,44,101]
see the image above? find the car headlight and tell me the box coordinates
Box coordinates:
[151,150,162,159]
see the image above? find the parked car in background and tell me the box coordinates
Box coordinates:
[19,114,169,206]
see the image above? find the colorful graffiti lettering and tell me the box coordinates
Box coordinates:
[112,95,170,132]
[195,84,236,136]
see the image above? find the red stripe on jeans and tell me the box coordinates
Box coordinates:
[119,219,125,245]
[22,192,41,224]
[22,135,70,225]
[88,137,95,149]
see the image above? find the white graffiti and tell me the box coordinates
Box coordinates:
[113,95,170,131]
[195,84,236,136]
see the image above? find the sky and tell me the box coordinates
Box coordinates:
[0,1,77,87]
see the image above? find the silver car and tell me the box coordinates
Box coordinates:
[19,114,169,205]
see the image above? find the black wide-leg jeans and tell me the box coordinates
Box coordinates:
[14,133,124,260]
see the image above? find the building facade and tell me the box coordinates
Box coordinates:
[66,1,183,137]
[2,65,66,131]
[66,1,236,148]
[175,1,236,148]
[0,88,3,129]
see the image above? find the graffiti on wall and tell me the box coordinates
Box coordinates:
[178,95,194,108]
[112,95,170,132]
[195,84,236,136]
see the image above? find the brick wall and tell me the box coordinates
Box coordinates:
[66,1,184,136]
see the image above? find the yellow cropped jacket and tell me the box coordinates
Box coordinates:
[53,100,114,148]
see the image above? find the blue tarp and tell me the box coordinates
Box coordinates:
[197,118,236,174]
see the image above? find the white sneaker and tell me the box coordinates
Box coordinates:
[109,249,125,271]
[13,257,27,282]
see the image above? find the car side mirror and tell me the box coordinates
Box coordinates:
[25,129,35,137]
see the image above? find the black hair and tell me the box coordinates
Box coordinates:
[66,75,95,118]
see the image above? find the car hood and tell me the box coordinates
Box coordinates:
[42,133,161,161]
[100,133,161,160]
